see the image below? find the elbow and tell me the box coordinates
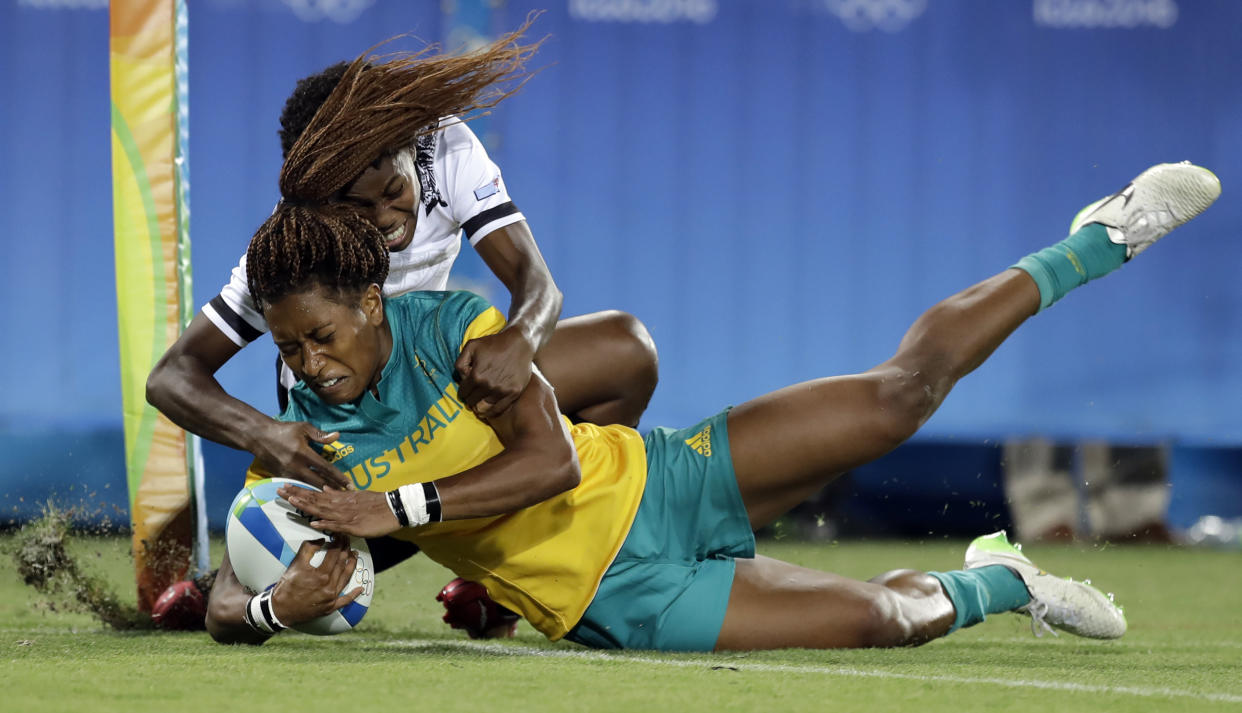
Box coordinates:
[145,367,167,407]
[549,448,581,497]
[205,617,238,646]
[560,457,582,494]
[145,364,169,410]
[550,285,565,318]
[205,600,268,647]
[204,608,239,645]
[145,349,184,411]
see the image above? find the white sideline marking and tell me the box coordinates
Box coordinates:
[387,639,1242,704]
[965,634,1242,650]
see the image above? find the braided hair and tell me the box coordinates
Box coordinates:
[279,15,544,203]
[278,61,351,160]
[251,18,543,308]
[246,203,389,312]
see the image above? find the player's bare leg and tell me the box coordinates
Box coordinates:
[727,269,1037,528]
[727,162,1221,528]
[716,531,1128,650]
[715,162,1218,650]
[536,310,659,428]
[716,557,955,650]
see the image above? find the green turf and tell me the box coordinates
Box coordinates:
[2,532,1240,712]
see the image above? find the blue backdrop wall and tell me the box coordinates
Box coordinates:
[2,0,1240,529]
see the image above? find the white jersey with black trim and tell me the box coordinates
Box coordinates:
[203,117,525,347]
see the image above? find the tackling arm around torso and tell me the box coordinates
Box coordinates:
[456,220,563,418]
[145,313,349,489]
[278,367,581,536]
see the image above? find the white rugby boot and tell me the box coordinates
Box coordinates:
[1069,161,1220,258]
[964,530,1126,639]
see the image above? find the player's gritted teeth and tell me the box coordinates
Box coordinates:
[311,375,348,396]
[265,284,392,407]
[382,219,412,251]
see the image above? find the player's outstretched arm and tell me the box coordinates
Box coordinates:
[146,313,349,489]
[280,368,580,536]
[206,539,362,645]
[458,221,563,419]
[442,366,580,519]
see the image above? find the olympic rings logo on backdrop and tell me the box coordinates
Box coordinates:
[817,0,928,33]
[281,0,375,24]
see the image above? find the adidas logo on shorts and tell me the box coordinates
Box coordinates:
[685,426,712,457]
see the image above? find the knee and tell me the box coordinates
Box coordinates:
[853,587,921,648]
[204,591,233,645]
[597,310,660,390]
[867,366,941,448]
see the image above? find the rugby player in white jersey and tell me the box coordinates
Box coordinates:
[146,22,657,638]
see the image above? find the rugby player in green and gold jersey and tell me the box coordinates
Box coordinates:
[206,160,1219,650]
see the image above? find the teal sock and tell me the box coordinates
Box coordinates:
[928,566,1032,633]
[1013,223,1127,312]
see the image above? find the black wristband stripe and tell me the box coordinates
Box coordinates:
[422,481,442,523]
[242,600,258,631]
[387,490,410,527]
[258,590,285,632]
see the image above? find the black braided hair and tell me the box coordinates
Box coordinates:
[279,15,543,203]
[278,61,351,160]
[246,202,389,313]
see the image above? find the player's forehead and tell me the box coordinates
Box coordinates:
[343,155,398,199]
[266,286,353,334]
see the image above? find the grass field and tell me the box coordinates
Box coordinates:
[2,531,1240,712]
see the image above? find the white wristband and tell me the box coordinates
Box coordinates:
[243,589,286,635]
[393,482,442,527]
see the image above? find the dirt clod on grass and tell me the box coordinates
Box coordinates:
[12,504,152,631]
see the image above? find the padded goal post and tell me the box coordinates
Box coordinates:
[110,0,208,613]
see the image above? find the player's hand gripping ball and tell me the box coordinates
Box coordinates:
[437,577,520,639]
[226,477,374,635]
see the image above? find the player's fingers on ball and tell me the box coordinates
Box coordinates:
[327,545,352,576]
[307,518,334,532]
[293,538,327,563]
[336,587,365,609]
[331,562,355,591]
[278,484,309,507]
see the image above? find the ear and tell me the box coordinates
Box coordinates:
[361,283,384,326]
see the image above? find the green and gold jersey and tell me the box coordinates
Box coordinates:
[246,291,648,640]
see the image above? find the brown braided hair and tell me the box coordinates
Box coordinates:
[246,203,389,313]
[279,14,545,203]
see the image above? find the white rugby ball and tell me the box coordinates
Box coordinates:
[225,477,374,635]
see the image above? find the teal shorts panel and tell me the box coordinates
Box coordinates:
[566,409,755,651]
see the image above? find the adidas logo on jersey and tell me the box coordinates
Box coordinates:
[685,426,712,457]
[320,440,355,464]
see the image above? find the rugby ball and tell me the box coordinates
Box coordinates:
[225,477,374,635]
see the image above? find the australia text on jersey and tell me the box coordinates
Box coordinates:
[329,384,476,490]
